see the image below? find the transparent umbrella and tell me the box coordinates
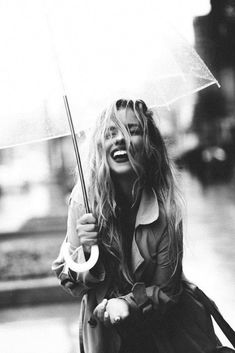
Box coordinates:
[0,0,219,271]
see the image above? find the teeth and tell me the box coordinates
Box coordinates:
[113,150,127,158]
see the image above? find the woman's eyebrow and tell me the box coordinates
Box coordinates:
[106,123,140,131]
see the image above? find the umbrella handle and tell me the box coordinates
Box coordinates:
[63,243,99,273]
[63,95,100,272]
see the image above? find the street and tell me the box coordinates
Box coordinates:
[0,302,80,353]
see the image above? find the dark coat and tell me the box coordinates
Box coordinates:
[52,186,222,353]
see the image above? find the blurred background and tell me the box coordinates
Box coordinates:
[0,0,235,352]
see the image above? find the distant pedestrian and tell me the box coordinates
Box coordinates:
[53,99,235,353]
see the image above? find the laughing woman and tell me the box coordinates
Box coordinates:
[52,99,234,353]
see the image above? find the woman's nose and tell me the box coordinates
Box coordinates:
[114,130,125,143]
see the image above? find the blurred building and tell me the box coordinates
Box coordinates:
[193,0,235,148]
[182,0,235,183]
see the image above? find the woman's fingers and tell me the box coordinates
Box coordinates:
[113,316,121,324]
[79,213,97,225]
[93,299,129,326]
[103,311,110,327]
[76,213,99,249]
[79,232,98,243]
[93,299,108,322]
[79,234,98,250]
[106,298,130,325]
[76,223,97,233]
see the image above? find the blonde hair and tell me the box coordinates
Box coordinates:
[87,99,183,289]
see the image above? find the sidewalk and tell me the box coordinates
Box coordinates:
[0,274,82,353]
[0,302,81,353]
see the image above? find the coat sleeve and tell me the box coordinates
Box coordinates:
[52,186,105,298]
[120,222,183,319]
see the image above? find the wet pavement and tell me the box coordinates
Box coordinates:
[183,175,235,300]
[182,172,235,348]
[0,172,235,352]
[0,302,80,353]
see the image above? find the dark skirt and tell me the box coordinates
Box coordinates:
[117,285,234,353]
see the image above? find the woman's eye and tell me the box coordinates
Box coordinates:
[129,127,142,136]
[105,128,118,139]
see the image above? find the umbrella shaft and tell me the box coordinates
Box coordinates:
[63,95,90,213]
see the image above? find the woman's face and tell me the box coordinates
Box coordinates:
[104,108,144,176]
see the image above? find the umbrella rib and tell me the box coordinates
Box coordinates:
[151,81,219,108]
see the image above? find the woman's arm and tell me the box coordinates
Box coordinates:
[52,192,105,298]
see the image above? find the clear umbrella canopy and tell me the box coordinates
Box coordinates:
[0,0,219,272]
[0,0,218,149]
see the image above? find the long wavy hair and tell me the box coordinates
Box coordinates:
[87,99,183,289]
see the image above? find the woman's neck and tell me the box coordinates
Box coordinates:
[113,173,141,210]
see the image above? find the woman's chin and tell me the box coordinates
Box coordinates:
[110,162,134,176]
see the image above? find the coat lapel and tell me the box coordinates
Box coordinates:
[135,188,159,228]
[132,188,159,276]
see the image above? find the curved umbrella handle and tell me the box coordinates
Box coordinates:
[63,243,99,273]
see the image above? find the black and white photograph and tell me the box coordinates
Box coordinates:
[0,1,235,352]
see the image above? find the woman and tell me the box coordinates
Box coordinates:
[52,99,233,353]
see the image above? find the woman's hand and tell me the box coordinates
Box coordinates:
[76,213,98,253]
[106,298,130,325]
[93,298,130,326]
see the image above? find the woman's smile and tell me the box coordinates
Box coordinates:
[111,148,129,163]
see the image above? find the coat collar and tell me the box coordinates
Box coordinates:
[135,188,159,228]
